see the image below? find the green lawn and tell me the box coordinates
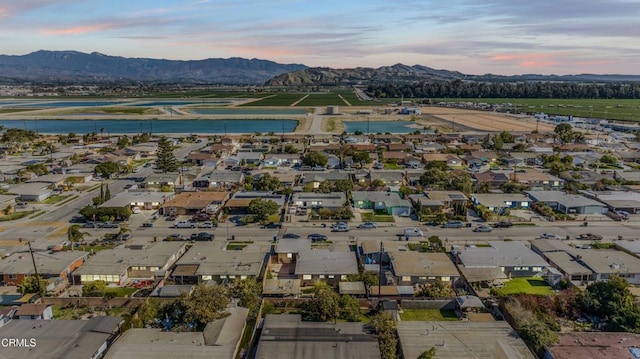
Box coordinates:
[399,308,458,321]
[501,277,554,295]
[295,93,349,107]
[240,94,306,107]
[42,194,71,204]
[0,211,31,222]
[360,213,395,222]
[383,163,404,170]
[105,287,137,297]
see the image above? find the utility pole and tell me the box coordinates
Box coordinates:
[20,239,42,296]
[378,241,384,299]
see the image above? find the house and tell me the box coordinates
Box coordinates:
[262,154,301,167]
[10,183,52,202]
[397,321,535,359]
[262,279,301,297]
[291,192,346,211]
[473,171,510,188]
[255,314,380,359]
[422,153,462,167]
[471,193,532,214]
[162,191,229,215]
[546,332,640,359]
[380,151,410,164]
[295,250,358,286]
[27,173,67,187]
[0,316,123,359]
[193,170,244,189]
[104,306,248,359]
[185,151,219,166]
[144,173,180,189]
[510,169,565,189]
[389,251,459,286]
[99,191,174,211]
[558,170,614,186]
[456,241,549,278]
[526,190,607,215]
[171,244,266,284]
[371,170,405,187]
[0,250,88,286]
[15,303,53,320]
[299,171,351,190]
[465,150,499,165]
[124,143,157,157]
[73,242,188,285]
[580,190,640,214]
[352,191,412,216]
[272,238,311,265]
[224,191,285,214]
[235,151,264,165]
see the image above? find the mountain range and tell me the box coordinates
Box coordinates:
[1,50,639,85]
[0,50,307,84]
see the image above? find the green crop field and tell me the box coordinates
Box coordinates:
[435,98,640,122]
[241,93,306,106]
[295,93,348,106]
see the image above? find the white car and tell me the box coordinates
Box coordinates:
[404,227,424,237]
[540,233,561,239]
[131,207,141,214]
[199,221,215,228]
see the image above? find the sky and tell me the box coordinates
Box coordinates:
[0,0,639,75]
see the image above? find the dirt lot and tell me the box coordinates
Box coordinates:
[422,107,556,132]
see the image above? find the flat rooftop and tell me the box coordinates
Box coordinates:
[397,321,535,359]
[389,251,458,277]
[548,332,640,359]
[459,241,548,268]
[174,243,266,277]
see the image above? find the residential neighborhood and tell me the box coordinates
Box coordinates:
[1,115,640,359]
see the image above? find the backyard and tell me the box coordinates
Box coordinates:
[399,308,458,321]
[500,277,554,295]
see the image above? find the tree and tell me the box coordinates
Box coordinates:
[17,276,47,296]
[493,135,504,150]
[67,225,88,250]
[180,283,229,329]
[229,278,261,315]
[371,179,386,188]
[254,173,281,191]
[333,206,354,220]
[83,280,107,296]
[133,298,161,328]
[155,136,178,173]
[352,151,372,164]
[301,287,340,322]
[95,161,120,178]
[415,280,455,297]
[418,347,437,359]
[303,152,328,167]
[332,179,353,192]
[339,295,361,322]
[370,312,398,359]
[600,154,618,165]
[579,274,640,333]
[247,198,279,221]
[554,123,574,144]
[318,180,333,193]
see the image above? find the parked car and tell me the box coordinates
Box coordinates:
[165,233,187,241]
[473,225,493,232]
[199,221,215,228]
[131,207,142,214]
[442,220,464,228]
[307,233,328,242]
[577,233,603,241]
[261,222,282,229]
[16,202,28,209]
[173,221,196,229]
[190,232,214,241]
[404,227,424,237]
[331,224,350,232]
[493,221,513,228]
[540,233,561,239]
[119,233,131,241]
[69,216,87,223]
[166,215,177,221]
[192,213,211,221]
[99,222,120,229]
[282,233,301,239]
[142,222,154,228]
[83,222,97,228]
[358,222,377,229]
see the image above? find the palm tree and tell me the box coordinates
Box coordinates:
[117,227,131,242]
[67,225,89,251]
[100,128,105,139]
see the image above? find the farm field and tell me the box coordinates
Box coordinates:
[241,93,306,107]
[435,98,640,122]
[424,107,556,132]
[295,93,349,106]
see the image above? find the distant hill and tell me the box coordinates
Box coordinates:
[0,50,307,84]
[265,64,640,86]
